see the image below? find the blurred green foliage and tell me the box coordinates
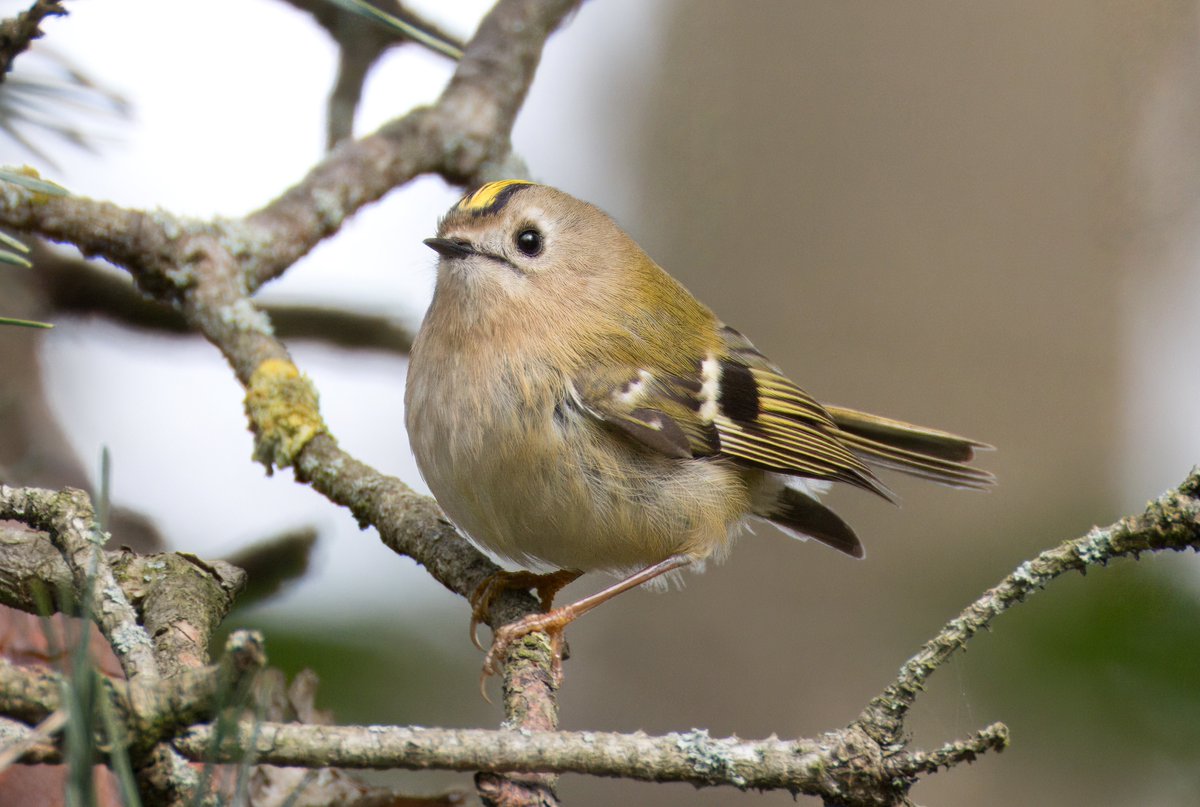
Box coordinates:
[217,615,474,727]
[984,557,1200,753]
[959,554,1200,800]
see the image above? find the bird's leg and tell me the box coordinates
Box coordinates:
[481,555,693,681]
[469,568,583,650]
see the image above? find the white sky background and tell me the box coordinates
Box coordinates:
[10,0,669,624]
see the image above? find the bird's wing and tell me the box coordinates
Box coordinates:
[568,365,708,461]
[568,323,891,499]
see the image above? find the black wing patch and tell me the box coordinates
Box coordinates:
[716,361,760,422]
[706,356,892,500]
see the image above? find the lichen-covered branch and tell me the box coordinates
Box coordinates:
[0,495,254,696]
[0,486,257,805]
[175,723,830,788]
[0,522,245,676]
[0,657,60,726]
[0,485,159,684]
[884,723,1010,781]
[0,631,263,756]
[113,552,246,679]
[0,709,66,770]
[170,719,1004,807]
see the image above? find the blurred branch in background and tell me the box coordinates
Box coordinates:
[0,0,65,81]
[224,527,319,608]
[26,242,414,353]
[282,0,464,149]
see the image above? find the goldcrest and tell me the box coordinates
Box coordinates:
[405,180,993,674]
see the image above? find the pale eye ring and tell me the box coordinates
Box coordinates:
[515,228,543,257]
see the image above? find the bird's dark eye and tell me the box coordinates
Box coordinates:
[515,228,543,257]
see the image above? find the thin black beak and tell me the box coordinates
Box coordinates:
[423,237,476,259]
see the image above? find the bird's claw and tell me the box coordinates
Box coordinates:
[468,569,581,653]
[477,609,572,701]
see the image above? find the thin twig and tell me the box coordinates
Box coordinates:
[0,707,67,772]
[0,0,67,80]
[856,469,1200,746]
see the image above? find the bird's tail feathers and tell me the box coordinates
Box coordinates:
[825,405,995,491]
[758,484,864,558]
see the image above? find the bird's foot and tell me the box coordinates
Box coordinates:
[468,568,581,650]
[480,603,579,686]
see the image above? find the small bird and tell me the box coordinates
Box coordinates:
[405,180,993,679]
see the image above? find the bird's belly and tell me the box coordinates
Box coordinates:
[408,388,747,573]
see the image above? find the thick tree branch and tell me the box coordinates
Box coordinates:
[169,719,1005,807]
[0,657,60,726]
[0,485,159,684]
[0,489,251,688]
[175,723,833,788]
[0,632,263,753]
[0,506,245,677]
[0,709,66,771]
[0,486,255,805]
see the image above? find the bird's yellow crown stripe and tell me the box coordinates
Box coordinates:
[456,179,535,213]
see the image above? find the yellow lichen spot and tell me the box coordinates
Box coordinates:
[244,358,326,471]
[456,179,535,213]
